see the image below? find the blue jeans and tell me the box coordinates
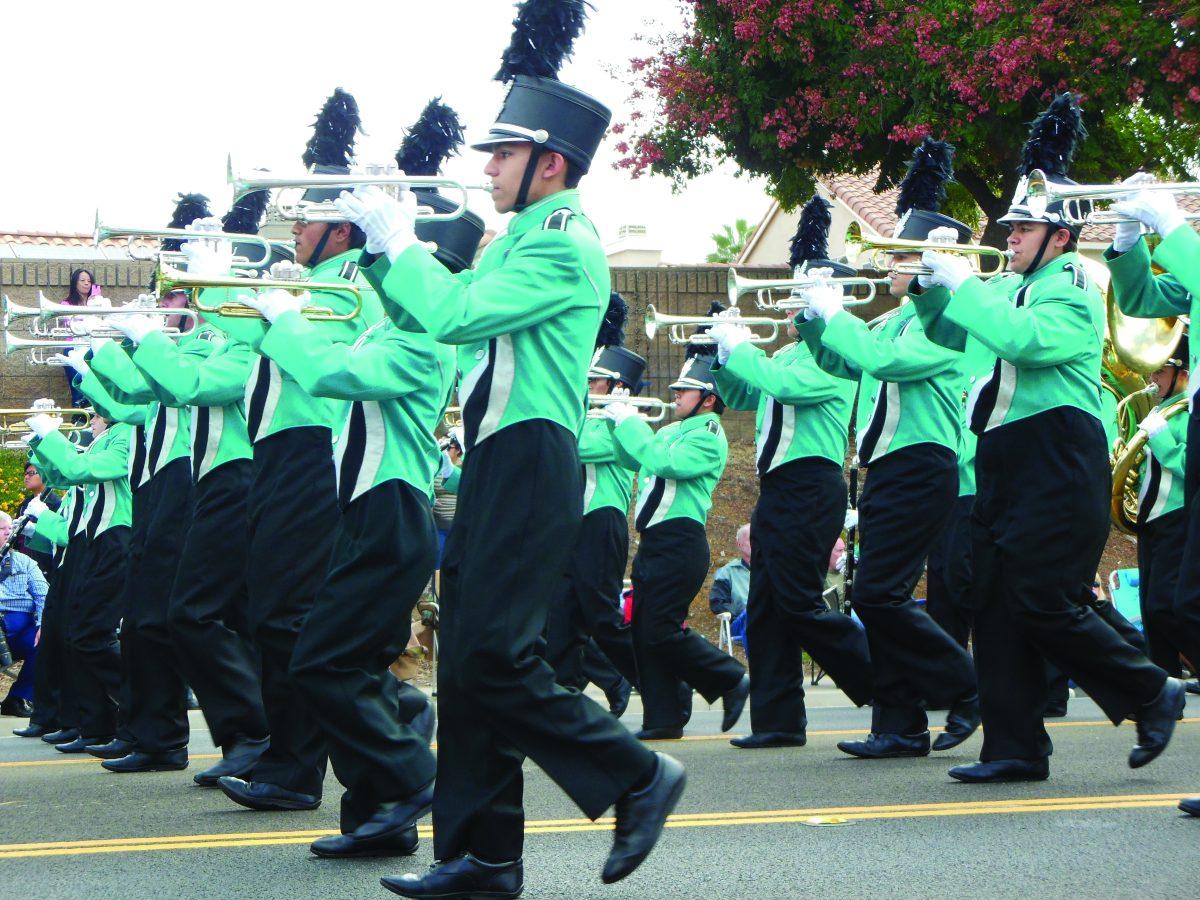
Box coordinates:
[2,611,38,701]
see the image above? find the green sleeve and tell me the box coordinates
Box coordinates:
[259,311,437,401]
[721,342,849,405]
[610,422,642,471]
[909,285,968,352]
[943,276,1095,367]
[34,428,128,483]
[196,289,270,346]
[820,309,959,382]
[380,232,588,344]
[613,418,724,480]
[796,318,862,380]
[1147,419,1187,477]
[1152,225,1200,302]
[712,362,762,411]
[1105,236,1191,318]
[135,334,216,407]
[89,342,156,404]
[441,465,461,493]
[31,508,69,549]
[579,421,619,464]
[28,445,66,489]
[131,330,253,407]
[75,372,149,426]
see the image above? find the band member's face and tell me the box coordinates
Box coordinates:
[291,221,351,268]
[588,377,611,395]
[673,388,704,416]
[161,290,189,332]
[24,468,42,493]
[1150,364,1187,397]
[888,252,918,296]
[484,143,533,214]
[90,414,109,437]
[1006,221,1069,274]
[786,320,799,340]
[0,520,10,546]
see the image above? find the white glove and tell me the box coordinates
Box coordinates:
[439,451,456,480]
[1111,188,1186,240]
[601,387,638,426]
[25,496,49,519]
[85,294,112,309]
[709,322,753,365]
[834,551,848,575]
[843,508,859,531]
[1110,174,1155,252]
[926,226,960,246]
[238,288,309,323]
[108,314,158,345]
[920,250,973,293]
[31,397,57,411]
[181,237,235,278]
[1140,409,1170,438]
[268,261,306,282]
[64,347,90,375]
[801,282,845,323]
[333,185,419,260]
[25,414,63,439]
[21,520,37,537]
[187,215,223,234]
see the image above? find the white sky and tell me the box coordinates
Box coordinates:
[1,0,768,263]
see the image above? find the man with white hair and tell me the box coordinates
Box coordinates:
[0,511,50,717]
[709,524,751,621]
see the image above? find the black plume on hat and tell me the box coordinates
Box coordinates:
[161,192,212,252]
[788,194,832,269]
[302,88,362,170]
[496,0,591,83]
[221,190,269,235]
[896,137,955,216]
[1019,92,1087,179]
[396,98,465,177]
[596,291,627,349]
[683,301,725,359]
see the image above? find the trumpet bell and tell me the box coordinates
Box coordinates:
[644,304,781,346]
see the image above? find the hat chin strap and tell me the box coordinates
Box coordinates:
[307,223,336,268]
[1025,224,1060,275]
[513,147,545,212]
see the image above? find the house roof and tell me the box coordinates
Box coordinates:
[0,231,155,261]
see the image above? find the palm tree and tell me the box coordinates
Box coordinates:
[706,218,757,263]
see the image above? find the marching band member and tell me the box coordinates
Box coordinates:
[796,138,979,760]
[606,349,747,742]
[709,195,870,749]
[339,4,680,895]
[915,93,1182,783]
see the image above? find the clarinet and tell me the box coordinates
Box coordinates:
[844,457,859,614]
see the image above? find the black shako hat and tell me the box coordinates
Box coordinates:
[789,194,857,282]
[1000,92,1090,237]
[300,88,362,206]
[893,137,972,244]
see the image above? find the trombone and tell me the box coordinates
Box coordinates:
[645,304,782,346]
[843,222,1010,276]
[155,264,362,322]
[588,394,674,423]
[228,155,492,223]
[727,268,881,310]
[1023,169,1200,226]
[93,211,272,267]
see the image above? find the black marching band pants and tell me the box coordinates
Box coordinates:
[925,493,976,649]
[29,540,84,731]
[434,421,656,864]
[854,443,976,734]
[747,457,873,734]
[290,478,438,833]
[972,408,1167,762]
[244,427,336,797]
[1168,403,1200,675]
[1138,508,1189,675]
[69,526,130,740]
[124,459,193,753]
[546,506,639,691]
[632,518,746,731]
[168,459,268,751]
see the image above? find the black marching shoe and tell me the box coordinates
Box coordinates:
[13,722,51,738]
[720,674,750,733]
[730,731,807,749]
[311,780,433,858]
[932,694,981,752]
[41,727,79,744]
[1,696,34,717]
[85,738,136,760]
[217,776,320,811]
[56,736,111,754]
[1179,796,1200,817]
[837,731,930,759]
[1130,677,1185,769]
[948,758,1049,783]
[606,678,633,719]
[1043,700,1069,718]
[193,736,270,787]
[602,752,686,884]
[1185,680,1200,696]
[381,854,523,899]
[102,748,188,773]
[635,726,683,741]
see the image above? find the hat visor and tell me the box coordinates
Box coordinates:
[588,366,621,380]
[669,377,713,391]
[469,129,535,153]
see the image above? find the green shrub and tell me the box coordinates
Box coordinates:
[0,448,31,517]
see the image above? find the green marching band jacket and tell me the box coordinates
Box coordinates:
[373,190,608,452]
[29,422,131,538]
[130,327,254,482]
[1140,391,1188,524]
[27,487,74,555]
[1106,225,1200,407]
[914,252,1105,434]
[713,339,856,476]
[578,415,636,515]
[258,310,456,506]
[798,302,962,465]
[612,412,728,531]
[202,249,385,444]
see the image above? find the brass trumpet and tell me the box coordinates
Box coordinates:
[727,268,881,310]
[228,156,492,223]
[587,394,674,423]
[154,265,362,322]
[93,211,272,267]
[843,223,1010,277]
[645,305,781,345]
[1025,169,1200,225]
[0,408,92,434]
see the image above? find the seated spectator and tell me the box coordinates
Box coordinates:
[0,511,50,717]
[15,463,61,577]
[710,523,751,619]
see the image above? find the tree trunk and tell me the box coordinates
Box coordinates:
[958,168,1020,250]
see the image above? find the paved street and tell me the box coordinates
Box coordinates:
[1,687,1197,899]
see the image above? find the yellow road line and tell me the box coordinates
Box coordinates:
[0,793,1192,859]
